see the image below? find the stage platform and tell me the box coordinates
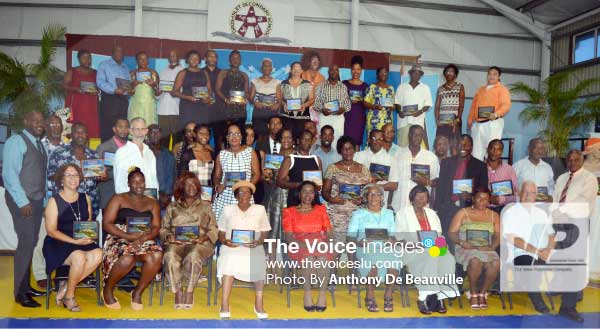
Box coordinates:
[1,256,598,328]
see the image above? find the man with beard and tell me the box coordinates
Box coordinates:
[312,125,342,174]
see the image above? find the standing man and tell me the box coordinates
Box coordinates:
[354,129,399,209]
[2,111,47,307]
[255,116,283,208]
[96,118,130,215]
[468,66,511,161]
[97,45,130,142]
[434,135,450,163]
[313,65,351,148]
[312,125,342,173]
[41,115,66,156]
[157,50,184,146]
[114,117,159,194]
[394,64,433,148]
[216,50,249,128]
[203,50,223,148]
[381,123,401,158]
[485,139,518,213]
[303,120,320,153]
[513,138,554,202]
[392,125,439,211]
[147,124,175,210]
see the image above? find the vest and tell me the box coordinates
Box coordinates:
[19,133,47,200]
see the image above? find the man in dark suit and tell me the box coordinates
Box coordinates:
[255,116,283,207]
[434,134,488,234]
[96,118,129,216]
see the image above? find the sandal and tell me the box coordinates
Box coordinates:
[174,292,183,310]
[62,297,81,312]
[383,297,393,312]
[130,290,143,311]
[102,291,121,310]
[466,291,480,310]
[55,280,67,306]
[184,291,194,310]
[365,297,379,312]
[479,292,488,310]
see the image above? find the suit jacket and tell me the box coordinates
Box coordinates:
[96,138,119,210]
[255,136,276,156]
[434,155,488,214]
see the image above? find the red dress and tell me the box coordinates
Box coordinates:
[282,204,334,262]
[65,68,99,138]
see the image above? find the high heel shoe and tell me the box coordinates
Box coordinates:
[62,297,81,312]
[254,307,268,319]
[183,291,194,310]
[303,305,315,312]
[102,292,121,310]
[55,280,67,306]
[219,308,231,319]
[314,306,327,312]
[130,291,143,311]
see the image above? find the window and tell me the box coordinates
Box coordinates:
[573,28,598,64]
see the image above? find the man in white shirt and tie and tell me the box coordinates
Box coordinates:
[513,138,554,202]
[114,117,159,194]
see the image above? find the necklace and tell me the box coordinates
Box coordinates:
[341,161,353,171]
[67,194,82,221]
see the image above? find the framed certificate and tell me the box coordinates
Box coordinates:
[81,159,104,178]
[324,100,340,113]
[439,113,456,125]
[229,90,246,104]
[302,170,323,186]
[159,80,174,92]
[231,229,255,245]
[73,221,98,240]
[143,188,158,199]
[136,71,152,82]
[264,154,284,170]
[491,180,514,196]
[201,186,213,202]
[126,217,151,233]
[369,163,390,181]
[80,81,98,93]
[365,228,389,240]
[466,229,490,247]
[401,104,419,115]
[417,230,438,242]
[411,164,430,182]
[339,184,362,200]
[452,179,473,194]
[103,152,115,167]
[287,98,302,111]
[175,226,200,242]
[349,90,363,102]
[478,106,495,119]
[192,86,209,99]
[224,172,246,188]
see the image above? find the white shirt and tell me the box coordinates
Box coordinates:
[394,82,433,128]
[114,141,159,194]
[513,157,555,196]
[553,167,597,216]
[502,202,555,260]
[392,147,440,211]
[269,137,280,154]
[354,148,399,207]
[157,64,184,115]
[384,143,402,158]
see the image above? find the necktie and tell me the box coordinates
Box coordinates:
[36,139,47,157]
[272,143,277,154]
[558,173,573,203]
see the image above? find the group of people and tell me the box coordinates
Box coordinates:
[2,46,596,324]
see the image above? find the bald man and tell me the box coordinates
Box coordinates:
[97,45,131,141]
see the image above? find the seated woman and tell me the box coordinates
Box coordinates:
[347,184,399,313]
[282,181,333,312]
[160,172,218,309]
[102,167,163,310]
[448,188,500,310]
[43,163,102,312]
[217,181,271,319]
[396,185,459,315]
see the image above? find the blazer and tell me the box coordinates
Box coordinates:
[433,155,488,211]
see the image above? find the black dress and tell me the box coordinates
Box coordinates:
[220,70,247,125]
[179,69,209,129]
[43,193,99,273]
[286,154,321,207]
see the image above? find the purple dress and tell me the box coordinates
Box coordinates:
[343,80,369,146]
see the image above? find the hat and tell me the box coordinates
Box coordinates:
[408,64,424,75]
[584,138,600,153]
[232,181,256,194]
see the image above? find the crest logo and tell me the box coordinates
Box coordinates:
[230,2,272,39]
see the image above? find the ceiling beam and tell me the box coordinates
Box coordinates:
[516,0,552,12]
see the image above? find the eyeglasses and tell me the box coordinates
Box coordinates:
[48,123,62,127]
[237,190,252,195]
[370,137,384,142]
[368,192,383,197]
[64,174,80,178]
[131,127,148,131]
[228,132,242,137]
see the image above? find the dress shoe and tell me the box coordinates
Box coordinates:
[417,300,432,315]
[15,295,41,308]
[436,300,447,313]
[27,288,45,297]
[532,301,550,314]
[559,308,584,323]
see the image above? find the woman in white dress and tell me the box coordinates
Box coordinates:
[217,181,271,319]
[396,185,459,315]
